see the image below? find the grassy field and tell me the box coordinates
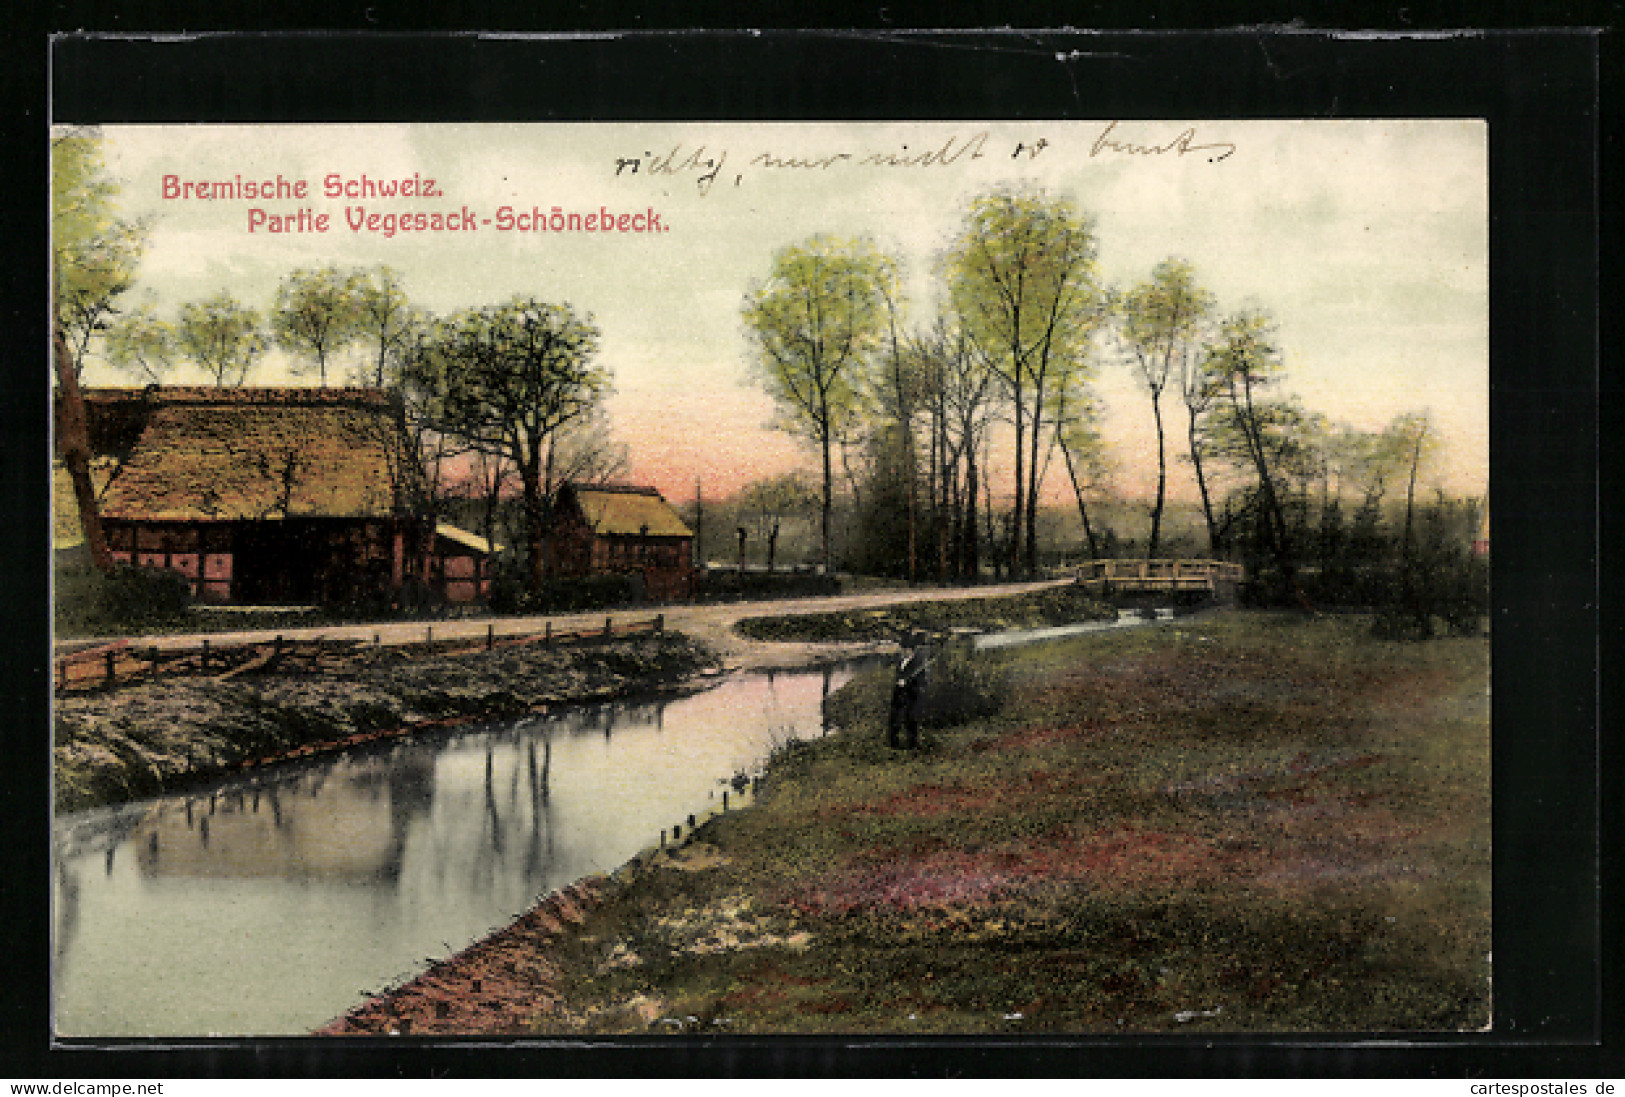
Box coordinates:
[529,611,1490,1034]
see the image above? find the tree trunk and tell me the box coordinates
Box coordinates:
[54,324,109,571]
[1402,435,1422,564]
[1060,436,1099,559]
[821,433,834,574]
[964,443,979,581]
[1187,406,1219,556]
[1010,389,1025,577]
[521,462,547,592]
[1148,390,1167,559]
[1025,387,1045,577]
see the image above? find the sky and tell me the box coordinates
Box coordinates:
[75,120,1488,506]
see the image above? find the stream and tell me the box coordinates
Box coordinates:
[52,664,860,1036]
[52,609,1174,1036]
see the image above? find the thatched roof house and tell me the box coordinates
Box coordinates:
[68,387,429,605]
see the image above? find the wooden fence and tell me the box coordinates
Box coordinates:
[54,614,666,694]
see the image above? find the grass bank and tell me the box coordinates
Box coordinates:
[488,612,1489,1035]
[55,633,718,814]
[735,583,1115,644]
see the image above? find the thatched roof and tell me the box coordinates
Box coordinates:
[88,387,410,522]
[567,483,692,539]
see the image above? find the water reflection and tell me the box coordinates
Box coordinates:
[54,664,860,1036]
[129,749,436,882]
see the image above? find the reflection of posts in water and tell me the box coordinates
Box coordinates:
[484,745,504,857]
[54,859,81,969]
[523,734,557,873]
[541,730,552,801]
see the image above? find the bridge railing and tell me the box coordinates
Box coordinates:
[1075,559,1245,593]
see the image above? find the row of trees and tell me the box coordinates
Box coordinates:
[740,189,1469,613]
[69,266,419,390]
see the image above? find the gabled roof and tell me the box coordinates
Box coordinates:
[568,483,693,539]
[89,387,410,522]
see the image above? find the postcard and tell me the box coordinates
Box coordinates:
[51,119,1493,1040]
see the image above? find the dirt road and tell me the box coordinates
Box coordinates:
[62,579,1070,670]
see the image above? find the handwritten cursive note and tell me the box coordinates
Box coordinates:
[611,126,1231,195]
[1090,120,1236,163]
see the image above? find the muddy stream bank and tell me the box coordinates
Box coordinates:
[54,633,721,814]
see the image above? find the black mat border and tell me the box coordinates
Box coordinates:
[3,21,1613,1079]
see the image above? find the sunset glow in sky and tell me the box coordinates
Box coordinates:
[78,121,1488,506]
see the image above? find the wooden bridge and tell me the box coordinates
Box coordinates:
[1075,559,1245,601]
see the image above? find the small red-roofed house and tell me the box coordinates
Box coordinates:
[547,482,696,602]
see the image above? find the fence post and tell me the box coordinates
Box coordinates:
[57,660,65,691]
[487,623,495,650]
[105,650,116,686]
[545,621,552,644]
[150,646,160,678]
[604,616,613,638]
[426,626,433,651]
[201,638,210,671]
[654,613,664,634]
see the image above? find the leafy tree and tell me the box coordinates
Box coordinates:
[351,266,422,388]
[1386,410,1440,565]
[174,292,268,387]
[1204,311,1307,601]
[744,235,893,573]
[272,265,365,385]
[52,128,146,379]
[1119,258,1216,558]
[913,316,1000,581]
[52,127,146,569]
[849,422,916,577]
[947,188,1102,576]
[421,298,608,591]
[103,304,174,384]
[871,262,924,579]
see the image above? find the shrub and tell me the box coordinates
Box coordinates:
[492,573,643,615]
[917,636,1009,728]
[695,569,841,602]
[87,564,193,630]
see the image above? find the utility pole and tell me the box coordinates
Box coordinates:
[693,476,705,569]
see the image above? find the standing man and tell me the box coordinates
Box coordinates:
[888,631,932,750]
